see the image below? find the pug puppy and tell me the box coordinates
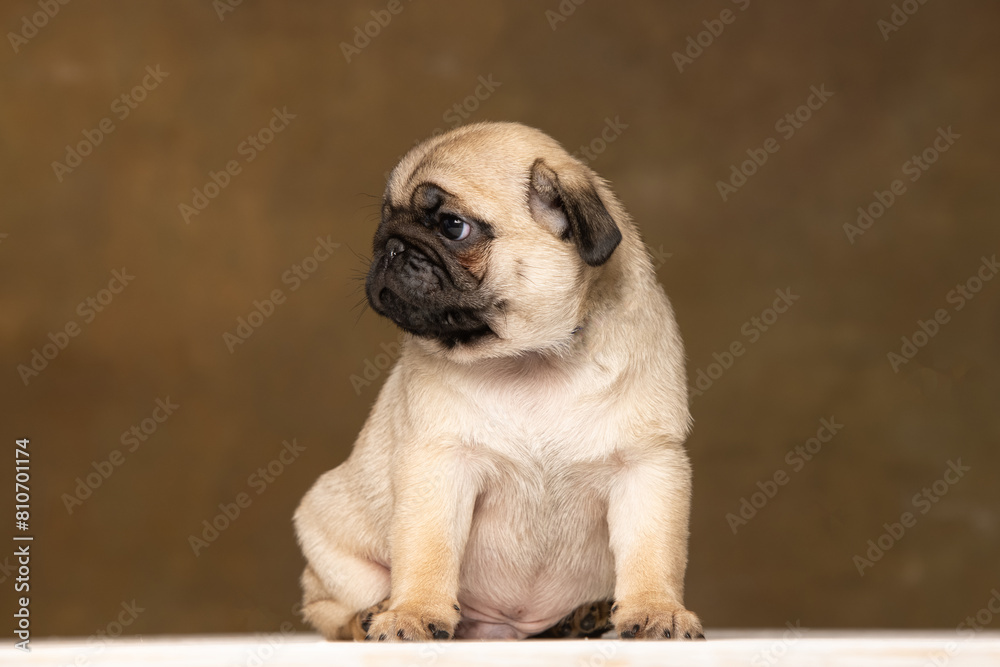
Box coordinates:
[294,121,702,641]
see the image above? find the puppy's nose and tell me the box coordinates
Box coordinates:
[385,238,406,261]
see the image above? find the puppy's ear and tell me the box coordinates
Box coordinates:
[529,159,622,267]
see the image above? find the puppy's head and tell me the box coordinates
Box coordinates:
[366,122,624,362]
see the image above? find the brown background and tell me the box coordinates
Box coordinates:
[1,0,998,637]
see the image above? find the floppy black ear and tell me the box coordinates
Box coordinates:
[529,159,622,267]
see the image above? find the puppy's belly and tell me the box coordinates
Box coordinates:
[455,484,615,639]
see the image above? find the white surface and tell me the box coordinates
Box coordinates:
[7,631,1000,666]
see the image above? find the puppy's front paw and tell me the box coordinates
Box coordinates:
[365,600,461,642]
[611,595,704,640]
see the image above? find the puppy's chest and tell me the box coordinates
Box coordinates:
[458,372,625,461]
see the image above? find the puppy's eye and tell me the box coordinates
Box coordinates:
[439,214,471,241]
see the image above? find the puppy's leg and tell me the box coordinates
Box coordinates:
[608,446,705,640]
[295,466,394,640]
[366,447,475,642]
[300,562,390,640]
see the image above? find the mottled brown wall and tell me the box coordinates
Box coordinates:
[1,0,998,637]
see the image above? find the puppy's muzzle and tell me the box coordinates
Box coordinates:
[367,236,494,347]
[384,238,444,296]
[385,237,405,261]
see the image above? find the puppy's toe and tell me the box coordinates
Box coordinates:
[347,598,390,641]
[670,608,705,640]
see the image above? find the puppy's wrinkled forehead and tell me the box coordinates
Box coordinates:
[385,124,567,219]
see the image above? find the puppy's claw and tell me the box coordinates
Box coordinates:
[428,623,450,640]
